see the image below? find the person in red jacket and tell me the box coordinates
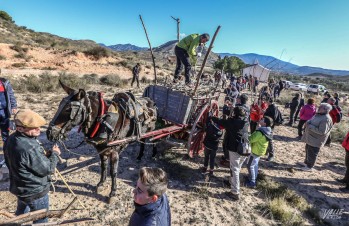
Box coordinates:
[326,97,341,146]
[250,98,268,133]
[338,136,349,192]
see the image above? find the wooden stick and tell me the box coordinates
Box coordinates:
[171,16,180,42]
[55,168,86,209]
[139,15,157,84]
[193,26,221,96]
[0,209,16,218]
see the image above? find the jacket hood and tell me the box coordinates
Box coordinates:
[257,126,273,140]
[305,104,316,111]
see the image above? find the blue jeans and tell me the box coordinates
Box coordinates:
[0,109,10,143]
[16,194,49,223]
[247,154,260,184]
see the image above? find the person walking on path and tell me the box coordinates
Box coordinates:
[131,63,141,88]
[294,93,305,122]
[173,33,210,86]
[287,93,300,126]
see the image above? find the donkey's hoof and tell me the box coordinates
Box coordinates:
[108,196,117,204]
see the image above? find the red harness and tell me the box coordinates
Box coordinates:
[89,92,106,138]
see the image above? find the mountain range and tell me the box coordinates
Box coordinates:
[102,42,349,76]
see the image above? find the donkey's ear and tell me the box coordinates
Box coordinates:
[75,89,86,101]
[59,80,75,95]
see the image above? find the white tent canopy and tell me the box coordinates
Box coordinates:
[242,64,270,82]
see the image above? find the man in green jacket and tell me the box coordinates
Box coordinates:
[246,116,273,188]
[4,109,61,224]
[174,33,210,85]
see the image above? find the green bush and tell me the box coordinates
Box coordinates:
[11,72,59,93]
[14,52,27,59]
[0,11,13,22]
[10,43,28,53]
[0,55,6,60]
[58,72,88,90]
[100,74,123,86]
[83,74,100,84]
[83,46,109,60]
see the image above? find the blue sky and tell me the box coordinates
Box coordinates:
[1,0,349,70]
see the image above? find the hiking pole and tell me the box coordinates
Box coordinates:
[55,168,86,209]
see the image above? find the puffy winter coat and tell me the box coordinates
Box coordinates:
[299,104,316,121]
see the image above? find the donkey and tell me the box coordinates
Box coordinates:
[46,81,157,203]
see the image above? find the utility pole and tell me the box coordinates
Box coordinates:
[171,16,180,42]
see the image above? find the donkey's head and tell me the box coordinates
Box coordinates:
[46,80,88,141]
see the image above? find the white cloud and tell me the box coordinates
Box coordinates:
[179,33,186,38]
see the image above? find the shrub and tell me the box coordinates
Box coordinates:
[100,74,122,86]
[83,46,109,60]
[140,76,152,84]
[11,73,59,93]
[0,11,13,22]
[331,122,349,143]
[12,63,26,68]
[0,55,6,60]
[10,43,28,53]
[83,74,100,84]
[58,72,88,90]
[14,52,27,59]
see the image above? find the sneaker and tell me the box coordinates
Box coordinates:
[298,162,307,167]
[336,178,348,184]
[300,166,313,171]
[201,167,208,174]
[266,156,274,162]
[225,192,239,201]
[246,181,256,188]
[339,186,349,193]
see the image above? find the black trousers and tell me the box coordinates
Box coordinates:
[174,46,191,83]
[204,147,217,170]
[222,133,229,160]
[297,119,307,136]
[288,108,297,125]
[305,144,320,168]
[267,139,274,158]
[325,134,332,145]
[250,121,258,134]
[131,74,139,88]
[295,107,301,122]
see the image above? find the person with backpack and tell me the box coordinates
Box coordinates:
[131,63,141,88]
[338,132,349,193]
[300,103,333,171]
[334,93,340,106]
[287,93,300,126]
[263,98,283,161]
[246,116,273,188]
[202,120,223,176]
[211,106,248,200]
[325,97,342,146]
[297,98,316,137]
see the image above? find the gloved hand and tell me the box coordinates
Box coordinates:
[197,52,202,58]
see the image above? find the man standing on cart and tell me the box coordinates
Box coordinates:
[173,33,210,86]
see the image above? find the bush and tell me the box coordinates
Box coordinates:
[0,11,13,22]
[83,46,109,60]
[100,74,123,86]
[0,55,6,60]
[10,43,28,53]
[58,72,88,90]
[12,63,26,68]
[83,74,100,84]
[331,122,349,143]
[14,52,27,59]
[11,72,59,93]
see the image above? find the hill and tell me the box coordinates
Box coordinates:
[103,43,147,52]
[219,53,349,76]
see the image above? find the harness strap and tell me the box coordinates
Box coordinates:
[89,93,106,138]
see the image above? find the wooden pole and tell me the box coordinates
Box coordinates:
[139,15,157,84]
[55,168,86,209]
[193,26,221,96]
[171,16,180,42]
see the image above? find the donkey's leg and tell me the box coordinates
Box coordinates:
[108,150,119,203]
[136,141,146,160]
[96,153,108,193]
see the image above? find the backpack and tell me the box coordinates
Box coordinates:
[236,124,251,156]
[333,105,342,123]
[273,107,284,126]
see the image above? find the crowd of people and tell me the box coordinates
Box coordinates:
[201,74,349,201]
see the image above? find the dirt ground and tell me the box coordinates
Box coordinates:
[0,82,349,226]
